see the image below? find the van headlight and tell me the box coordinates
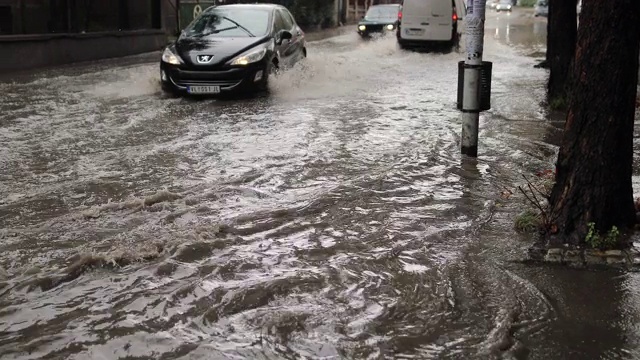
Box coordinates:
[359,25,366,31]
[230,42,272,66]
[162,47,182,65]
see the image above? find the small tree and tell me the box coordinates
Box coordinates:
[546,0,640,248]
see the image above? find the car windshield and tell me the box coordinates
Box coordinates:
[185,8,271,37]
[364,6,398,20]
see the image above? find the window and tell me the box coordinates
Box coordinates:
[186,8,271,37]
[273,10,287,32]
[279,9,294,30]
[0,6,12,35]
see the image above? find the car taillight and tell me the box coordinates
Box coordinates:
[452,7,458,21]
[398,10,402,20]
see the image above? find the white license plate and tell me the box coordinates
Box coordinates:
[406,29,424,35]
[187,85,221,94]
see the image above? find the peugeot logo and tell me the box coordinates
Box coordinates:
[197,55,214,63]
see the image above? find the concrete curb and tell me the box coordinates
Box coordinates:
[526,245,640,270]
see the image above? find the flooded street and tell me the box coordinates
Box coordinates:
[2,8,640,359]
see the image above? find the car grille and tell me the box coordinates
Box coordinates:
[171,68,247,87]
[365,24,385,32]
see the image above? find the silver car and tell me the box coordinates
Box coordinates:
[534,0,548,17]
[496,0,513,12]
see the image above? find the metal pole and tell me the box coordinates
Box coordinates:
[460,0,486,157]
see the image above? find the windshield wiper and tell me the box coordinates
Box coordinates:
[222,16,255,37]
[206,25,238,34]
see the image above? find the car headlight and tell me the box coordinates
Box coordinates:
[230,42,271,66]
[162,47,182,65]
[359,25,366,31]
[386,24,394,30]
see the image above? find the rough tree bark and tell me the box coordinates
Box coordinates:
[546,0,577,106]
[547,0,640,248]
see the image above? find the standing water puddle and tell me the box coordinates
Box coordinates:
[2,12,640,359]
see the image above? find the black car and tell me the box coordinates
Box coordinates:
[357,4,401,38]
[160,4,307,96]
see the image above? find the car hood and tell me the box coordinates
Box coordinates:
[359,18,397,25]
[175,35,270,67]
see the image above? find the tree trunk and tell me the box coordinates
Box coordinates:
[547,0,577,106]
[547,0,640,248]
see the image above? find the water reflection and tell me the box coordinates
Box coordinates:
[507,266,638,358]
[487,10,546,51]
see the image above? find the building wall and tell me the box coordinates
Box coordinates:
[162,0,178,35]
[0,0,178,35]
[0,30,166,72]
[0,0,176,72]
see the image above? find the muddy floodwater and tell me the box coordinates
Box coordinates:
[2,9,640,360]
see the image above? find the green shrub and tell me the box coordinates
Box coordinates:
[515,210,542,233]
[518,0,537,7]
[585,222,620,250]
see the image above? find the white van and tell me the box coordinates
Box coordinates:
[397,0,466,49]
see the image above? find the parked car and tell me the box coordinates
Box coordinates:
[160,4,306,96]
[397,0,465,49]
[495,0,513,12]
[357,4,401,38]
[534,0,548,17]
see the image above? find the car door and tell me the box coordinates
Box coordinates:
[272,10,294,69]
[401,0,452,41]
[429,0,453,41]
[279,8,305,63]
[400,0,431,40]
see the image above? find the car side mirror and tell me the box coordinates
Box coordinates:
[277,30,292,45]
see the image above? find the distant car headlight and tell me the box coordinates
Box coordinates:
[230,42,271,66]
[162,47,182,65]
[386,24,394,30]
[359,25,366,31]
